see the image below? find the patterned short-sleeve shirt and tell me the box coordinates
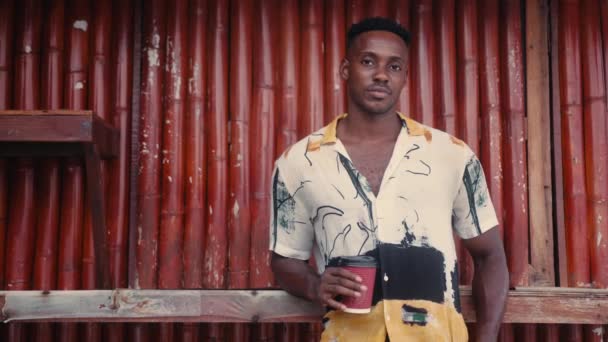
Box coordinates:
[269,113,498,341]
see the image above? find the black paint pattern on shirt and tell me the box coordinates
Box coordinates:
[304,137,313,166]
[271,170,280,249]
[338,153,375,232]
[331,184,345,200]
[379,243,447,303]
[272,170,312,251]
[405,160,432,176]
[336,153,341,174]
[451,265,461,312]
[276,180,309,212]
[403,143,432,176]
[404,144,421,159]
[463,157,486,235]
[328,224,352,260]
[356,221,378,255]
[401,219,417,247]
[311,205,345,262]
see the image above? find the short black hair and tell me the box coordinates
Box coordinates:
[347,17,411,50]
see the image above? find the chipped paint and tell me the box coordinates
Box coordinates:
[167,176,172,183]
[209,206,213,215]
[24,45,32,53]
[592,327,604,337]
[174,77,182,100]
[137,226,143,246]
[189,177,193,184]
[74,81,84,90]
[73,20,88,31]
[188,63,200,94]
[233,201,240,217]
[598,231,603,247]
[151,33,160,47]
[147,49,160,68]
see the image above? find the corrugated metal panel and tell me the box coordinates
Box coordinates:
[0,0,606,340]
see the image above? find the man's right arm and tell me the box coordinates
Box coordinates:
[271,252,321,302]
[271,252,365,310]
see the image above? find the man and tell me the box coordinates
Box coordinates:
[270,17,508,341]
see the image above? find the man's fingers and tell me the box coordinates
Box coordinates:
[328,267,363,282]
[325,277,366,293]
[323,269,367,292]
[316,267,368,310]
[325,284,361,298]
[324,297,346,311]
[334,276,368,292]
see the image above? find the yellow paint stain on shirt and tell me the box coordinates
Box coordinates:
[400,114,433,143]
[322,300,468,342]
[424,130,433,143]
[307,139,322,152]
[450,136,465,147]
[321,113,348,145]
[322,301,387,342]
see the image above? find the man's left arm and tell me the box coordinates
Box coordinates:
[462,226,509,342]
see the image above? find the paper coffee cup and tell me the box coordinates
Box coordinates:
[330,256,377,314]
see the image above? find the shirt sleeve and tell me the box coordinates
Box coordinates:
[451,153,499,239]
[269,164,314,260]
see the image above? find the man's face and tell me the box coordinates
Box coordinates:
[341,31,408,116]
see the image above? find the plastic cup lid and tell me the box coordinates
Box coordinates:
[328,255,377,268]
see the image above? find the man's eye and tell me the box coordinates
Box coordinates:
[390,64,402,71]
[361,59,373,66]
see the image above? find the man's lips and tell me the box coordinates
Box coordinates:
[366,86,391,98]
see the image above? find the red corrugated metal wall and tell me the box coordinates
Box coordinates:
[0,0,606,341]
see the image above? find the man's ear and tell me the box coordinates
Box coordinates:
[340,58,350,80]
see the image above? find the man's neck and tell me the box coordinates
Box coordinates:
[338,107,402,142]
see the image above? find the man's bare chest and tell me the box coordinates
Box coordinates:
[344,143,395,196]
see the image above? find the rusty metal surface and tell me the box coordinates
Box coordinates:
[1,0,608,339]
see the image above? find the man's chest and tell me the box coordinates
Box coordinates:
[297,145,460,257]
[342,143,395,196]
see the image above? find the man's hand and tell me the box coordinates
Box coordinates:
[271,253,368,311]
[314,267,367,310]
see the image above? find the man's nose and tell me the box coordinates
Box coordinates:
[373,68,389,83]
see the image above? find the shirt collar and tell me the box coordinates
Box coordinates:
[319,112,430,146]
